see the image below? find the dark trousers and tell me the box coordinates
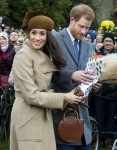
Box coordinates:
[57,143,92,150]
[95,97,117,137]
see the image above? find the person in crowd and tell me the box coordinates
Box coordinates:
[0,32,15,88]
[93,33,117,145]
[88,33,103,117]
[8,35,25,85]
[94,33,104,54]
[5,26,11,35]
[15,35,25,53]
[95,42,103,54]
[17,28,26,37]
[0,16,6,32]
[10,27,15,32]
[52,4,101,150]
[114,43,117,52]
[9,31,18,47]
[10,10,83,150]
[95,33,103,44]
[0,16,3,33]
[85,29,96,43]
[97,27,103,34]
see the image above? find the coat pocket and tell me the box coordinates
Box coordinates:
[18,109,44,141]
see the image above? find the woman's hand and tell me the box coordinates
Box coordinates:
[63,92,82,104]
[63,87,89,108]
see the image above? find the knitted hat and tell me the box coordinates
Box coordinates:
[22,10,54,35]
[87,30,96,42]
[102,33,115,44]
[0,32,9,43]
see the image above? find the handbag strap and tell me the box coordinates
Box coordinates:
[63,108,79,121]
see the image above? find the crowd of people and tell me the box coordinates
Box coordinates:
[87,32,117,146]
[0,16,26,87]
[0,3,117,150]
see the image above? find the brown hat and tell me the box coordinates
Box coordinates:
[22,10,54,35]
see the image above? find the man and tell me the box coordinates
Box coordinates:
[93,33,117,146]
[52,4,100,150]
[100,33,115,55]
[9,31,18,46]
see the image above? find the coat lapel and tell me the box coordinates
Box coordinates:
[61,29,78,65]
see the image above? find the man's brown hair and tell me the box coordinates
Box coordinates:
[70,4,95,21]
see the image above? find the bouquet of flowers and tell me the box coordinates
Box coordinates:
[100,20,115,33]
[79,53,117,98]
[62,53,117,110]
[62,54,104,110]
[79,54,104,97]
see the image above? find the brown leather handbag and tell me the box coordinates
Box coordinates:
[58,109,84,142]
[57,87,89,142]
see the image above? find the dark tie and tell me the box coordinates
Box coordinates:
[74,39,80,61]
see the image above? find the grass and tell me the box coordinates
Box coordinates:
[0,141,9,150]
[0,141,113,150]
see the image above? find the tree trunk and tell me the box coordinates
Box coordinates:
[91,0,113,26]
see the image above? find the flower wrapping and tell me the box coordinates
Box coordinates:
[79,53,117,97]
[79,55,104,97]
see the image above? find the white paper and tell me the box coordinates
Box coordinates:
[79,56,104,97]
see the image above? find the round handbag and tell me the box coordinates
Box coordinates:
[58,109,84,142]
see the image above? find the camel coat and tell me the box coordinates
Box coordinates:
[10,39,64,150]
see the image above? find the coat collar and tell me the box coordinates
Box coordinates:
[22,38,56,72]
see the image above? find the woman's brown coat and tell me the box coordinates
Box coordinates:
[10,39,64,150]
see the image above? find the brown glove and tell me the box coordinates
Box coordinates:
[73,87,89,108]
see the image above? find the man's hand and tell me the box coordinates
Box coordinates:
[93,82,102,91]
[71,70,94,84]
[95,43,103,52]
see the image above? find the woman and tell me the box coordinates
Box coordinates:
[0,32,15,87]
[10,11,81,150]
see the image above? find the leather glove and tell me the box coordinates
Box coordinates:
[72,87,89,108]
[73,87,84,96]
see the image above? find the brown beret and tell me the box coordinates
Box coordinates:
[22,10,54,35]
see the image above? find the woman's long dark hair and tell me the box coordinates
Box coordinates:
[44,30,66,69]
